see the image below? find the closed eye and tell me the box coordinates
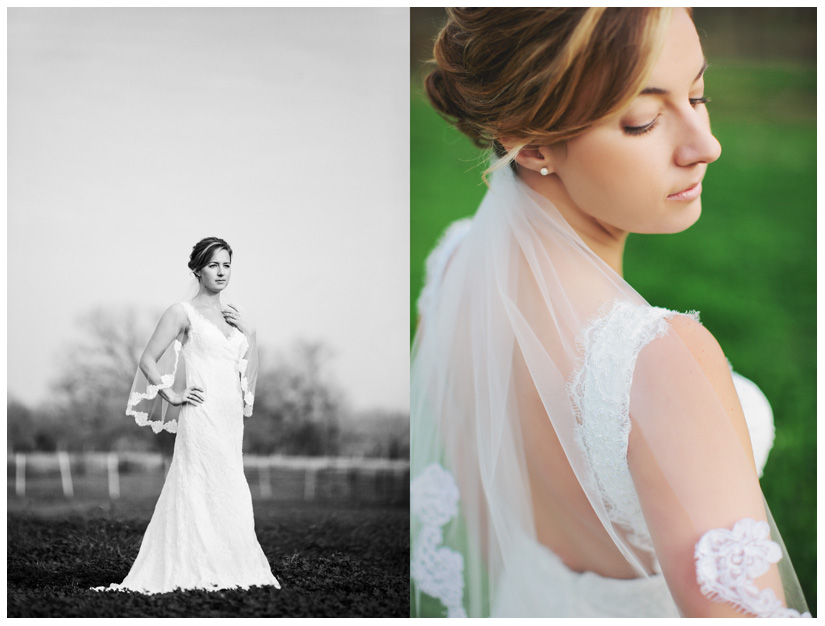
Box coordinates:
[624,94,710,137]
[623,117,659,136]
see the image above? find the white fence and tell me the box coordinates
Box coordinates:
[8,451,409,505]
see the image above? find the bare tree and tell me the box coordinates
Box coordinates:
[246,339,344,456]
[48,306,164,452]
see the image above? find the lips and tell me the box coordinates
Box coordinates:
[667,181,702,201]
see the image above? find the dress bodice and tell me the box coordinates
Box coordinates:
[570,300,775,566]
[179,301,255,419]
[180,302,248,370]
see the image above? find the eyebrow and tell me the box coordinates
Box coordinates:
[640,58,708,96]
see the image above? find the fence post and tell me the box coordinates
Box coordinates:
[304,467,317,501]
[58,450,74,498]
[258,462,272,499]
[108,452,120,499]
[15,453,25,497]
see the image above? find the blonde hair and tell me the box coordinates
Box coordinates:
[425,8,676,175]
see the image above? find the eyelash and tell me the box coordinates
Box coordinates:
[623,96,711,136]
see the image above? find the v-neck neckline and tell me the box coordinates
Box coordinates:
[186,302,237,341]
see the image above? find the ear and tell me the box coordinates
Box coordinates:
[513,145,557,175]
[499,137,557,175]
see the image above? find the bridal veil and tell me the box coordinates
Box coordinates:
[410,165,809,617]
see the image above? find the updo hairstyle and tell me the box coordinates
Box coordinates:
[188,237,232,280]
[425,8,675,171]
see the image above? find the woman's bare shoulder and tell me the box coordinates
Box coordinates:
[164,302,188,316]
[664,313,730,382]
[659,313,754,462]
[159,302,190,330]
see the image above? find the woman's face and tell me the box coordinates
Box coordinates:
[546,9,721,235]
[199,248,231,292]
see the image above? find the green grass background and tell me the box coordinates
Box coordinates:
[410,8,816,615]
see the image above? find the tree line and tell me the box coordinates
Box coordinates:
[8,307,408,459]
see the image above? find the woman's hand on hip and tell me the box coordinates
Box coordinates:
[167,385,205,407]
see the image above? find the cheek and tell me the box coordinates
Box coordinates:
[562,138,667,227]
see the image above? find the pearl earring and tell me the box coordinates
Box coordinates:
[540,167,549,176]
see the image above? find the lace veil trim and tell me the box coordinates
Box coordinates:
[695,518,811,618]
[411,463,467,618]
[125,339,182,434]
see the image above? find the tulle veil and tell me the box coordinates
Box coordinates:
[410,164,809,617]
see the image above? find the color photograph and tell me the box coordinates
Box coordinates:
[410,8,814,617]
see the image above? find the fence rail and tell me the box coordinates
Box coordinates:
[8,452,409,506]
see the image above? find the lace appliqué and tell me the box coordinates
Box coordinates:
[695,518,811,618]
[411,463,467,618]
[239,357,254,417]
[570,300,699,557]
[126,339,181,434]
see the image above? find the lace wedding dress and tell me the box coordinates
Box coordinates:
[410,166,809,618]
[96,301,280,594]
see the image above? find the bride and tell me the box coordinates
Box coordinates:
[96,237,280,593]
[411,8,809,618]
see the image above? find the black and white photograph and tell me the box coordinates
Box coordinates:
[8,7,409,618]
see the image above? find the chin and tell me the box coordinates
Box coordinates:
[648,200,702,235]
[676,199,702,232]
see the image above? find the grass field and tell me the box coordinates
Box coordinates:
[8,498,408,618]
[410,43,816,617]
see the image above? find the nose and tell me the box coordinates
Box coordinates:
[673,109,722,168]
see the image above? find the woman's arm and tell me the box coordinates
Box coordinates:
[628,315,794,617]
[139,304,203,407]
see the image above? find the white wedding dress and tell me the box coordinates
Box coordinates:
[412,215,804,618]
[96,301,280,594]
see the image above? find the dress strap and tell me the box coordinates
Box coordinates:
[569,300,699,555]
[179,301,195,322]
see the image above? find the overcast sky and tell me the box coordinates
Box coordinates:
[8,8,410,413]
